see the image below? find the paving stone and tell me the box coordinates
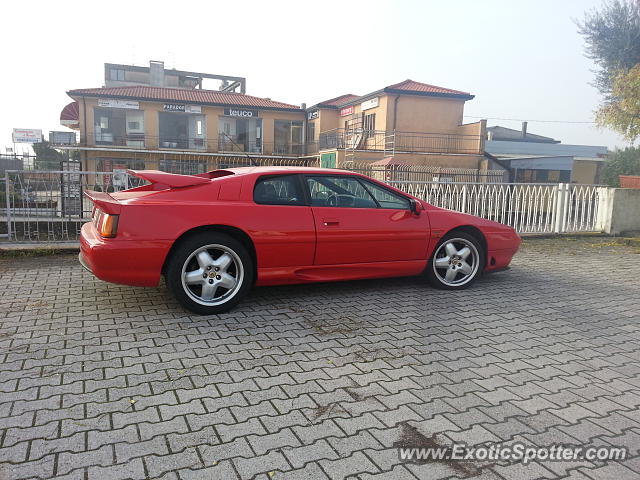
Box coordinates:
[145,447,201,478]
[87,457,146,480]
[3,240,640,480]
[233,450,290,479]
[115,435,169,463]
[178,460,239,480]
[57,444,113,475]
[320,451,380,478]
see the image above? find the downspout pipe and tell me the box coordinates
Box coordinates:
[392,95,400,131]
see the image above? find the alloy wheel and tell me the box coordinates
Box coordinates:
[181,244,244,306]
[432,237,480,287]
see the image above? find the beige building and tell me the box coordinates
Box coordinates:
[56,61,494,178]
[306,80,486,171]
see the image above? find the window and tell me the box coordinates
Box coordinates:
[274,120,303,155]
[218,116,262,153]
[94,107,144,146]
[159,112,205,150]
[360,179,410,209]
[110,68,125,81]
[363,113,376,133]
[515,169,571,183]
[307,176,377,208]
[307,122,315,144]
[254,175,304,205]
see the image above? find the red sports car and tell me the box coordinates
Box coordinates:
[79,167,520,314]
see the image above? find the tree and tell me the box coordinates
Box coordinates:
[31,141,67,170]
[577,0,640,97]
[596,65,640,141]
[601,146,640,186]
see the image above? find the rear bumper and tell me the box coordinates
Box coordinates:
[79,222,169,287]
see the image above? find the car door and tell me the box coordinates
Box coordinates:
[247,174,316,269]
[305,174,430,265]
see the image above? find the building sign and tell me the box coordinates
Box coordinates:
[339,106,354,117]
[12,128,42,143]
[223,108,259,118]
[97,99,139,109]
[163,104,202,113]
[361,97,379,111]
[307,110,319,120]
[49,131,76,145]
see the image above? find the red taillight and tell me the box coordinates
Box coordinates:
[93,208,119,238]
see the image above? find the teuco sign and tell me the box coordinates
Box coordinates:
[224,108,259,118]
[12,128,42,143]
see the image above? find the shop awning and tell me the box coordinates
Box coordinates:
[60,101,79,129]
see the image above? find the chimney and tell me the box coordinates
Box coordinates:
[149,60,165,87]
[301,103,306,109]
[521,121,528,138]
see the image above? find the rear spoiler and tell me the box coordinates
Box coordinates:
[84,190,121,215]
[127,169,210,188]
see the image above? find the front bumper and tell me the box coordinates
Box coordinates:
[484,229,521,272]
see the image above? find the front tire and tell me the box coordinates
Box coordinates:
[166,232,253,314]
[426,231,484,290]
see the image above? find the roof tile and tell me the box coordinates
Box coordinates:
[67,86,300,110]
[385,79,470,96]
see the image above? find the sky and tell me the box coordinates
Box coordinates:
[0,0,630,153]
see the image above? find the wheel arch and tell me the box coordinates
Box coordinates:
[161,225,258,282]
[443,225,488,269]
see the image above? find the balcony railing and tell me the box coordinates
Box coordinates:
[319,129,482,155]
[63,133,310,157]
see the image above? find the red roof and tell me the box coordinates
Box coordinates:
[316,94,361,108]
[313,80,473,109]
[67,86,301,110]
[385,79,471,96]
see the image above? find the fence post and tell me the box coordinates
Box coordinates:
[460,185,467,213]
[4,171,12,241]
[553,183,568,233]
[595,187,614,233]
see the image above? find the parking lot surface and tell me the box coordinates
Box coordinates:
[1,237,640,480]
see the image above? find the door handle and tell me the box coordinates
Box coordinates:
[323,218,340,226]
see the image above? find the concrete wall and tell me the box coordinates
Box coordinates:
[599,188,640,235]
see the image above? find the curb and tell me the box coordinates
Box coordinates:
[0,242,79,257]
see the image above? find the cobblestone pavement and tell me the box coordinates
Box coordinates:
[1,237,640,480]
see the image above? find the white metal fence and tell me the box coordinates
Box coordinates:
[389,181,606,234]
[2,170,605,242]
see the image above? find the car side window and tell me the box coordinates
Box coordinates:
[307,176,377,208]
[254,175,304,205]
[361,179,411,210]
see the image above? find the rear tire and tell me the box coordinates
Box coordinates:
[426,231,484,290]
[166,232,253,314]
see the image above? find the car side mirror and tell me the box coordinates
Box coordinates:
[409,199,423,215]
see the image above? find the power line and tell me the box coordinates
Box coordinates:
[463,115,596,124]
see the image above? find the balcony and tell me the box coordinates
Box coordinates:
[59,133,306,157]
[319,129,483,155]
